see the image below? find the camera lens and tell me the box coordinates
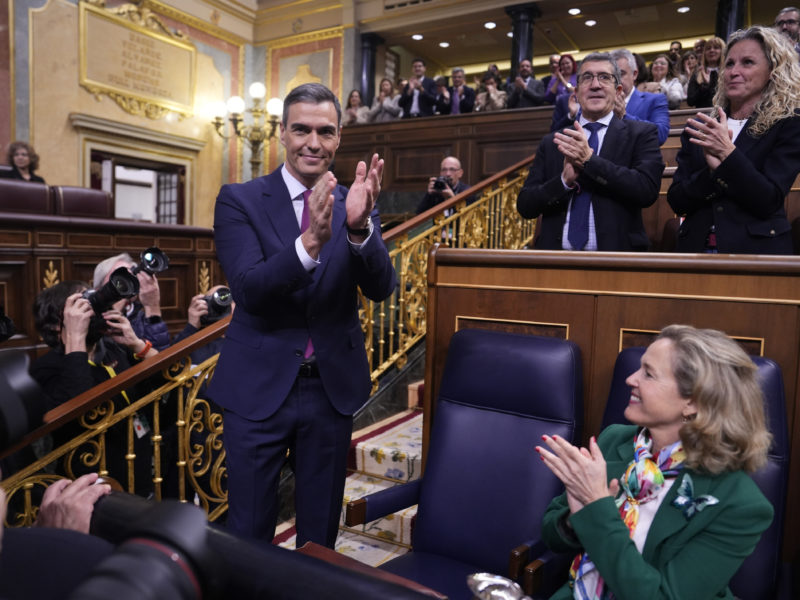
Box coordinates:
[84,267,140,316]
[132,247,169,276]
[200,287,233,326]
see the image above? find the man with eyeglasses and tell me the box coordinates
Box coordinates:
[517,52,664,252]
[416,156,475,214]
[775,7,800,57]
[550,49,669,145]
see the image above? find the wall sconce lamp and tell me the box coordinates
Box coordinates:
[212,82,283,180]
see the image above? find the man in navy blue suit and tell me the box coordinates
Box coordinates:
[610,49,670,145]
[399,58,438,117]
[209,83,397,547]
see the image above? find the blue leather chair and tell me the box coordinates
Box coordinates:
[345,328,583,600]
[602,347,791,600]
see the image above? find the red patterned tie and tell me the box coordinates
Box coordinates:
[300,190,314,358]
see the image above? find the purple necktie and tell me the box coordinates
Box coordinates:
[301,189,314,358]
[451,89,460,114]
[568,122,603,250]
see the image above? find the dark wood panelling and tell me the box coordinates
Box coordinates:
[425,248,800,564]
[0,213,222,357]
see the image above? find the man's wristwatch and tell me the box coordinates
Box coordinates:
[346,218,373,237]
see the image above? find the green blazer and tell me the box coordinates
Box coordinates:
[542,424,773,600]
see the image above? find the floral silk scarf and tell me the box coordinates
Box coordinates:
[568,428,686,600]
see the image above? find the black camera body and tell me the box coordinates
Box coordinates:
[82,267,140,317]
[432,175,451,192]
[200,287,233,326]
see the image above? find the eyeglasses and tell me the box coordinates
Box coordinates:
[776,19,800,26]
[577,72,617,86]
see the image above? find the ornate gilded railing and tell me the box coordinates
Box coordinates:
[1,320,230,525]
[0,155,535,525]
[362,155,536,386]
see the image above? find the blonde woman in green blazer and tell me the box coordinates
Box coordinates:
[537,325,773,600]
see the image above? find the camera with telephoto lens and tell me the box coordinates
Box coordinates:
[432,175,451,192]
[131,247,169,276]
[82,267,140,317]
[200,287,232,326]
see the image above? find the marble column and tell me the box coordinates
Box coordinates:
[360,33,383,106]
[505,3,541,79]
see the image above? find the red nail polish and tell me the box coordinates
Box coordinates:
[541,435,547,441]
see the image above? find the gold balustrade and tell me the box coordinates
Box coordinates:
[0,155,535,525]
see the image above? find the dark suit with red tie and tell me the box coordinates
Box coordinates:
[209,166,396,546]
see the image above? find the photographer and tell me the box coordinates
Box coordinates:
[415,156,475,215]
[93,252,170,351]
[172,285,233,366]
[29,281,157,487]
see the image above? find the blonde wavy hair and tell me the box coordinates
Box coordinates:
[657,324,771,475]
[713,25,800,136]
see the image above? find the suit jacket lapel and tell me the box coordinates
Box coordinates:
[732,117,758,156]
[599,116,626,160]
[627,91,642,118]
[261,169,300,248]
[641,469,717,561]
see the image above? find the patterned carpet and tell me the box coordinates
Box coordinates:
[276,408,423,566]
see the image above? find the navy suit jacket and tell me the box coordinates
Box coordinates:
[399,77,437,117]
[625,89,670,145]
[668,114,800,254]
[208,167,397,420]
[517,116,664,251]
[436,85,476,114]
[550,90,669,145]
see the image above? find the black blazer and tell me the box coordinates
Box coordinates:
[667,114,800,254]
[398,77,437,117]
[436,85,476,114]
[517,116,664,251]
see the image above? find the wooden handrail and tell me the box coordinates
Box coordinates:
[381,154,537,242]
[0,315,230,461]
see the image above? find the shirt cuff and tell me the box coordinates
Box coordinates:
[561,175,578,190]
[295,236,321,271]
[347,217,375,250]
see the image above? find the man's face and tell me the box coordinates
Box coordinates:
[615,56,636,95]
[519,60,533,79]
[452,70,465,87]
[439,157,462,187]
[412,61,426,77]
[669,42,682,56]
[577,60,620,121]
[776,10,800,42]
[549,54,560,72]
[279,100,340,189]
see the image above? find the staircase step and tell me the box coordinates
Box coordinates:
[349,409,423,481]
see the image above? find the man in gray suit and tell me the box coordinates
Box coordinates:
[507,59,545,108]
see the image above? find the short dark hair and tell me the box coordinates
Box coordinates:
[412,57,426,66]
[578,52,621,85]
[33,281,87,348]
[282,83,342,128]
[7,141,39,172]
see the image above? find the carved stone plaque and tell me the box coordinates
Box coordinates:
[79,2,196,119]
